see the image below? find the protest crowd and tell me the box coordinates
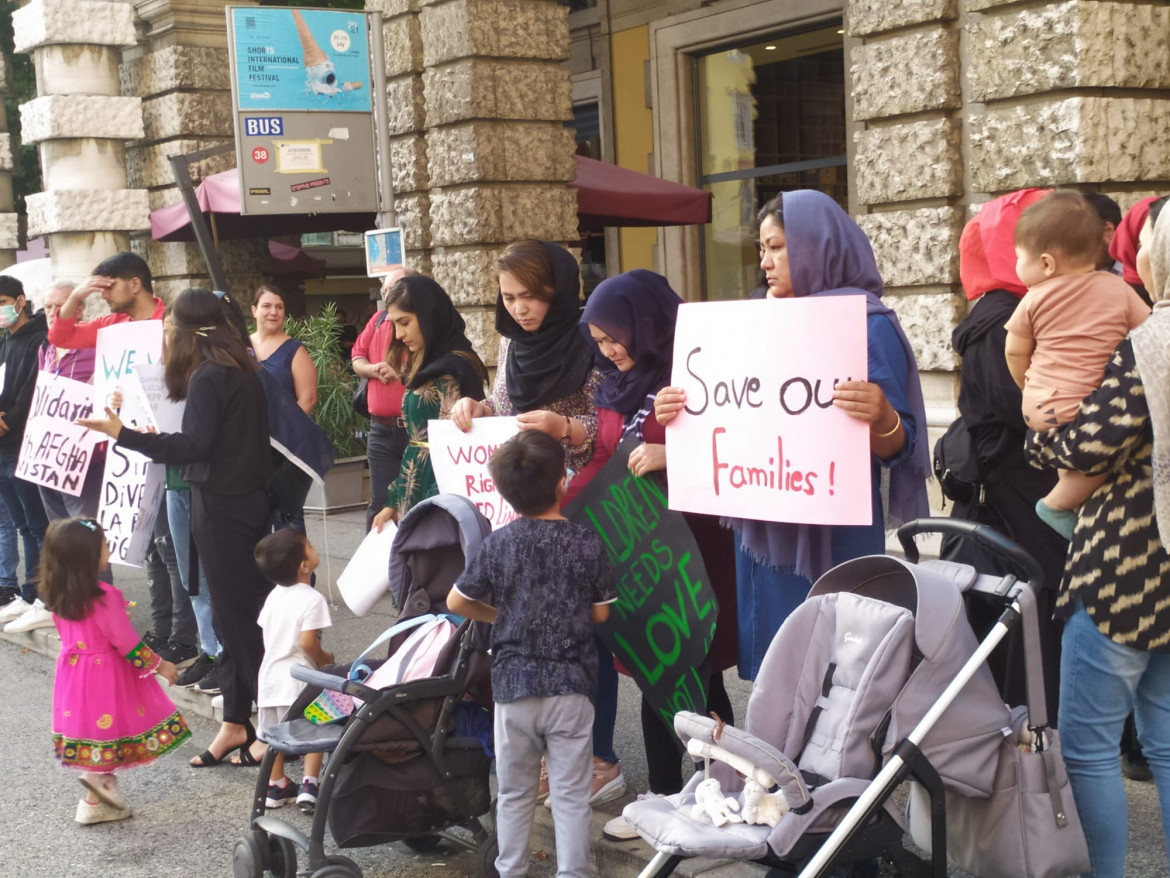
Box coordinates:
[2,185,1169,878]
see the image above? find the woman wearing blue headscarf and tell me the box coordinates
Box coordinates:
[572,270,737,837]
[656,190,930,679]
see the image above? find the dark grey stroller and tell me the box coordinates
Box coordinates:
[626,519,1086,877]
[231,494,497,878]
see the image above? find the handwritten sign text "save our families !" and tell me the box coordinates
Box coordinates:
[564,436,717,727]
[666,297,871,526]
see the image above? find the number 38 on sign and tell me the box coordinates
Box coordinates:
[252,147,269,164]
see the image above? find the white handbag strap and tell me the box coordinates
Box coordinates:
[349,614,436,682]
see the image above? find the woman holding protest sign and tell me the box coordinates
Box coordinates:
[655,190,930,680]
[370,275,487,530]
[78,288,274,767]
[576,269,738,837]
[449,240,624,806]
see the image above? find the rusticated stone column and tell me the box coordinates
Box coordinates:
[0,55,18,273]
[122,0,268,304]
[14,0,149,293]
[417,0,578,364]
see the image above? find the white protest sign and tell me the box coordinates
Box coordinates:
[121,364,185,434]
[98,443,164,567]
[428,416,520,529]
[338,523,397,616]
[93,320,163,412]
[16,372,100,496]
[666,297,872,525]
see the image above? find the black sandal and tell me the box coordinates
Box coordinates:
[190,721,256,768]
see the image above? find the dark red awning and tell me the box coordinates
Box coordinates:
[149,157,712,243]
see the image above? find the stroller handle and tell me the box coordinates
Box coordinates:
[291,666,379,704]
[896,517,1044,591]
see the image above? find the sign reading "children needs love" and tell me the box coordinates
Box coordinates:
[666,297,872,526]
[563,437,718,728]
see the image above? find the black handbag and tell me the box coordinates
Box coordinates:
[933,416,987,505]
[352,311,389,418]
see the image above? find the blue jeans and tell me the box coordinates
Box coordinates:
[592,634,619,764]
[1059,603,1170,877]
[167,488,220,657]
[0,452,47,600]
[365,421,408,531]
[0,495,16,590]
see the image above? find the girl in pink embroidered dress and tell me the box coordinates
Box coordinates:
[42,517,190,824]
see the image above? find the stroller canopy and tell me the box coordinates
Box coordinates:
[390,494,492,619]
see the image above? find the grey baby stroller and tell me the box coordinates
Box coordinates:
[232,494,497,878]
[625,518,1087,878]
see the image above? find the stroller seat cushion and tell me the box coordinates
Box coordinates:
[623,792,771,860]
[262,717,345,756]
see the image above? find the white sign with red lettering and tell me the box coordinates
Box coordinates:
[428,416,521,529]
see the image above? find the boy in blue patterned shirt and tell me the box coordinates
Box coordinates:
[448,431,616,878]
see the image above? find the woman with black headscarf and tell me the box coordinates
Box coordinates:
[450,239,602,476]
[370,275,487,529]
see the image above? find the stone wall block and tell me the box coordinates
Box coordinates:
[127,139,233,190]
[39,139,126,190]
[421,0,569,67]
[853,118,961,205]
[385,75,427,136]
[431,246,507,307]
[423,60,571,128]
[396,193,432,250]
[35,45,120,96]
[27,189,149,236]
[0,214,19,250]
[1107,99,1170,182]
[120,46,230,97]
[366,0,419,15]
[856,206,963,287]
[141,92,234,144]
[848,0,956,36]
[888,291,965,371]
[430,186,503,245]
[0,134,12,172]
[1113,4,1170,89]
[383,14,424,78]
[851,29,959,120]
[426,122,575,187]
[500,185,577,242]
[131,238,272,279]
[389,134,429,194]
[13,0,136,52]
[459,306,498,367]
[968,98,1114,191]
[20,95,143,144]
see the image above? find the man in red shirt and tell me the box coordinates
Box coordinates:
[351,269,410,531]
[52,252,197,668]
[48,252,165,349]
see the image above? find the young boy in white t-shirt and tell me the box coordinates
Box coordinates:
[254,528,333,813]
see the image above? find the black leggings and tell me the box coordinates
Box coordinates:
[639,667,734,795]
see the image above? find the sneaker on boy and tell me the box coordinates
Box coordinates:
[297,778,319,814]
[265,778,297,809]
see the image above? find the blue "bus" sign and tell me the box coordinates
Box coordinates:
[244,117,283,137]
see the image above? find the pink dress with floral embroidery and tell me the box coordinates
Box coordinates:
[51,582,190,772]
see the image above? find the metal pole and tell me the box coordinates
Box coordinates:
[168,143,236,295]
[368,11,397,230]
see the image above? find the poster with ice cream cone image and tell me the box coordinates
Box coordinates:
[231,7,370,112]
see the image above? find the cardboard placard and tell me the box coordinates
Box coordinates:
[666,297,872,525]
[98,443,164,568]
[564,436,718,727]
[16,372,100,497]
[428,417,521,529]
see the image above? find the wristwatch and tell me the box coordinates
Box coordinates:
[560,415,573,446]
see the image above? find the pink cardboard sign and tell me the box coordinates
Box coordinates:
[666,297,872,526]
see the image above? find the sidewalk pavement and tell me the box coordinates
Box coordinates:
[2,505,1165,877]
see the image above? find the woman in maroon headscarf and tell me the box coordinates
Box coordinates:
[1111,196,1162,307]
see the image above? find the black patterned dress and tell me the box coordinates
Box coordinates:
[1029,339,1170,651]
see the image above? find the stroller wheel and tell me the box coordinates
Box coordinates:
[402,834,443,853]
[269,835,297,878]
[476,835,499,878]
[310,854,362,878]
[232,837,264,878]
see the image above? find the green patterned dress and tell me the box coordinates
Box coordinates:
[384,374,463,517]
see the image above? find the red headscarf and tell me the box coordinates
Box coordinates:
[1110,196,1160,286]
[959,188,1050,301]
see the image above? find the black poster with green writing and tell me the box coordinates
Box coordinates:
[564,435,719,727]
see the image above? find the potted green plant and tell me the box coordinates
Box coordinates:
[284,303,368,511]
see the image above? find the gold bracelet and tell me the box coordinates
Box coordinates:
[871,411,901,438]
